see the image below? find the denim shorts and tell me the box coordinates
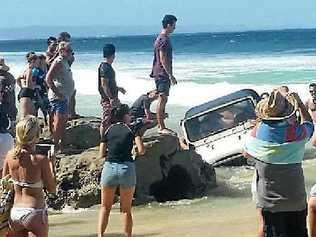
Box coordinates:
[155,78,170,96]
[50,99,68,114]
[100,161,136,188]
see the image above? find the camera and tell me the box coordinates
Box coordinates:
[35,144,55,156]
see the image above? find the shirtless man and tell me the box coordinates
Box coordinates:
[16,52,37,117]
[46,42,75,152]
[305,83,316,146]
[57,32,78,119]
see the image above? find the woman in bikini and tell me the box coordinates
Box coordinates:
[98,104,145,237]
[16,52,38,118]
[3,115,56,237]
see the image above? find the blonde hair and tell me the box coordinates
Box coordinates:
[14,116,40,157]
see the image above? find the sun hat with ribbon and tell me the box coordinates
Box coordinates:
[255,89,298,120]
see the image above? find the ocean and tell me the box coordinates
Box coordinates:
[1,29,316,112]
[2,29,316,236]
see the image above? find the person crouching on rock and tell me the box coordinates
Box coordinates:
[2,115,56,237]
[129,90,160,136]
[98,104,145,237]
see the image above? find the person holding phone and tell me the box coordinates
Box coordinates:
[98,104,145,237]
[3,115,56,237]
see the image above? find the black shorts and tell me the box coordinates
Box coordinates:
[155,78,170,96]
[18,88,35,101]
[261,209,308,237]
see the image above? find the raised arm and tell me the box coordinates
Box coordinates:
[134,135,145,156]
[292,93,312,123]
[45,61,63,100]
[99,140,108,159]
[16,74,23,88]
[305,100,310,111]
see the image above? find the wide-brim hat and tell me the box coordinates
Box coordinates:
[256,90,298,120]
[0,58,9,71]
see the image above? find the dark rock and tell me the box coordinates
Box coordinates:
[48,130,216,210]
[48,147,103,210]
[63,117,101,150]
[135,135,216,203]
[40,116,101,152]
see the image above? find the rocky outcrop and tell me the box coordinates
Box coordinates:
[40,116,101,152]
[63,117,101,150]
[135,135,216,204]
[47,147,103,209]
[47,126,216,209]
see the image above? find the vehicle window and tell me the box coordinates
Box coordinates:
[185,99,256,142]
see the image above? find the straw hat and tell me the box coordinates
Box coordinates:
[255,90,298,120]
[0,58,9,72]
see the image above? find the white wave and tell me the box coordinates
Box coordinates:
[168,82,310,107]
[73,69,310,107]
[3,52,315,107]
[174,54,316,76]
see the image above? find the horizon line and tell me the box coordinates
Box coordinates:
[1,26,316,42]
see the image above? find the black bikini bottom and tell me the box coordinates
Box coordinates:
[18,88,35,101]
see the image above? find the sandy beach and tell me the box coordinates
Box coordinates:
[48,157,316,237]
[49,200,258,237]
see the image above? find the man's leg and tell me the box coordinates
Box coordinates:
[288,209,308,237]
[53,111,67,152]
[69,90,78,119]
[156,94,168,130]
[309,192,316,237]
[261,209,287,237]
[100,102,113,137]
[51,100,68,152]
[49,110,54,135]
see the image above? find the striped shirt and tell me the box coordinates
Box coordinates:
[244,120,314,212]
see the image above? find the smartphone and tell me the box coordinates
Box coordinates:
[35,144,55,156]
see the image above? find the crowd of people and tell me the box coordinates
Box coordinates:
[0,14,178,236]
[1,13,316,237]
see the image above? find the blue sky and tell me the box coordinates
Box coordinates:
[1,0,316,31]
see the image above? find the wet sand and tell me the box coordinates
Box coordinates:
[49,199,258,237]
[49,150,316,237]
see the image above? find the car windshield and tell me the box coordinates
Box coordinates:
[184,99,256,142]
